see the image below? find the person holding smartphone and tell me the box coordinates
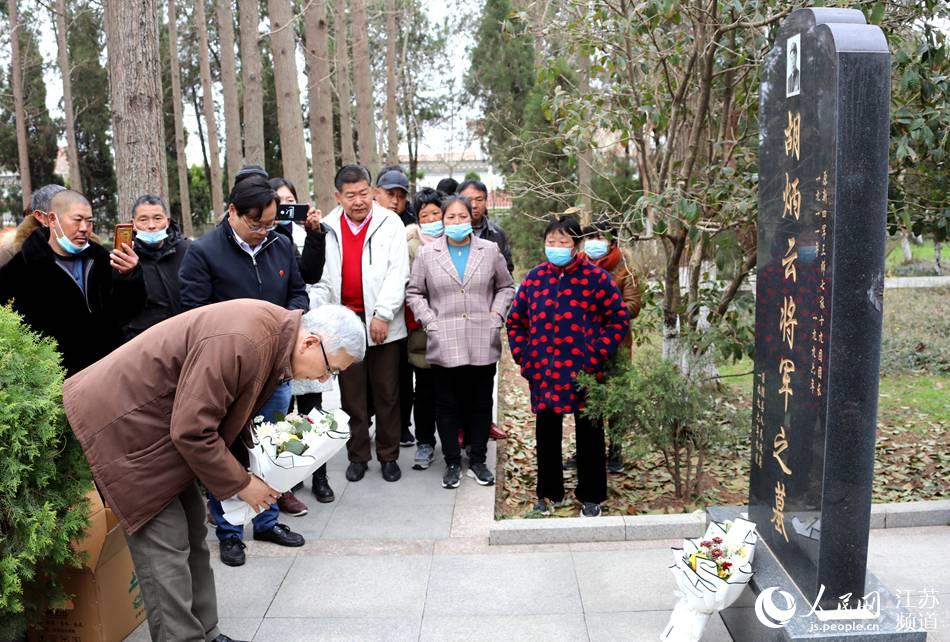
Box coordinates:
[121,195,192,341]
[0,188,146,376]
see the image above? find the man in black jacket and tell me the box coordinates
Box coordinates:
[178,172,308,567]
[0,189,146,376]
[458,179,514,273]
[123,195,191,341]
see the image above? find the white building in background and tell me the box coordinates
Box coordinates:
[400,149,512,211]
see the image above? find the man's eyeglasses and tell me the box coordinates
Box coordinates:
[319,340,340,377]
[241,215,277,233]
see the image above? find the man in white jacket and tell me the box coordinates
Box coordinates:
[310,165,410,482]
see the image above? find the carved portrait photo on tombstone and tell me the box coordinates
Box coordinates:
[786,34,801,97]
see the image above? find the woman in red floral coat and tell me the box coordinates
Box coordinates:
[506,216,630,517]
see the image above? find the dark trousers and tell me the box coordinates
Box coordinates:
[536,410,607,504]
[292,393,327,480]
[126,483,219,642]
[398,339,414,431]
[433,364,495,466]
[208,382,290,540]
[340,340,401,463]
[412,366,437,447]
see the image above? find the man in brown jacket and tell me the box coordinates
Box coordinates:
[63,299,365,642]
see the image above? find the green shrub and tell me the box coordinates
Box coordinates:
[0,306,92,639]
[579,353,720,499]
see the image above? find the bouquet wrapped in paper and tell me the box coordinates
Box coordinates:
[660,517,758,642]
[221,406,350,525]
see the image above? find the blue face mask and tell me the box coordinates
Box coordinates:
[545,246,574,267]
[585,240,609,260]
[52,216,89,255]
[136,228,169,246]
[420,221,445,238]
[445,223,473,242]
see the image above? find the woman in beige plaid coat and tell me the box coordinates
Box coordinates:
[406,195,515,490]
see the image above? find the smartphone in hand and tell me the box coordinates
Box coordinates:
[276,203,309,223]
[113,223,134,250]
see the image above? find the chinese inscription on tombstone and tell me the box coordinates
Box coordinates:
[749,7,890,609]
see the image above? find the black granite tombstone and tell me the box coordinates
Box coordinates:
[713,7,926,641]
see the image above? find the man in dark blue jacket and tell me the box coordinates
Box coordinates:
[178,172,307,567]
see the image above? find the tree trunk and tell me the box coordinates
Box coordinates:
[304,0,337,214]
[901,230,913,262]
[239,0,265,166]
[166,0,193,236]
[191,84,212,195]
[194,0,225,217]
[104,0,167,222]
[350,0,378,170]
[383,0,398,165]
[217,0,243,189]
[935,240,943,275]
[54,0,82,192]
[577,47,592,225]
[332,0,356,164]
[268,0,309,195]
[8,0,31,209]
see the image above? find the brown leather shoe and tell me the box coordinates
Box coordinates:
[488,422,508,440]
[277,491,308,516]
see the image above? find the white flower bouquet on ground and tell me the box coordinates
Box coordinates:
[221,406,350,525]
[660,517,758,642]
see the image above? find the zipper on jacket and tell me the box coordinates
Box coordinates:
[250,254,264,294]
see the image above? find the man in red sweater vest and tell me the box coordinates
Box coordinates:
[310,165,411,483]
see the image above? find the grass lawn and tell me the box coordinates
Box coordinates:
[496,287,949,517]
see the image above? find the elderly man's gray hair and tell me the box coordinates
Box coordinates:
[30,184,67,213]
[300,304,366,362]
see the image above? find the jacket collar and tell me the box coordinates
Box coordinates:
[21,226,105,265]
[220,217,279,253]
[327,202,395,240]
[541,255,585,276]
[432,235,488,286]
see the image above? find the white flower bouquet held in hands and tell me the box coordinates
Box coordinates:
[221,406,350,525]
[660,517,758,642]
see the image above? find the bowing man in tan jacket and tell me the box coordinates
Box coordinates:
[63,300,365,642]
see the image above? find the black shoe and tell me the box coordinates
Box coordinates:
[211,636,250,642]
[346,461,368,482]
[467,462,495,486]
[563,454,577,470]
[442,464,461,489]
[607,444,624,474]
[253,523,305,547]
[312,469,335,503]
[400,427,415,447]
[607,455,624,474]
[219,537,246,566]
[381,460,402,482]
[581,502,602,517]
[532,499,551,516]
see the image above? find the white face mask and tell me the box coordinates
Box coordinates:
[51,214,89,255]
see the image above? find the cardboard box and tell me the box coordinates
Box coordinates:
[28,490,145,642]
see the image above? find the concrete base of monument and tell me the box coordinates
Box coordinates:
[708,506,927,641]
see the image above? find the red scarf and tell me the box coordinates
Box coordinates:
[582,245,622,273]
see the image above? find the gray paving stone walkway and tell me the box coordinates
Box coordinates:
[126,388,950,641]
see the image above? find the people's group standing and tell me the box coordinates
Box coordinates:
[0,160,644,642]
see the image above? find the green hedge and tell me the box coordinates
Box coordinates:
[0,306,92,639]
